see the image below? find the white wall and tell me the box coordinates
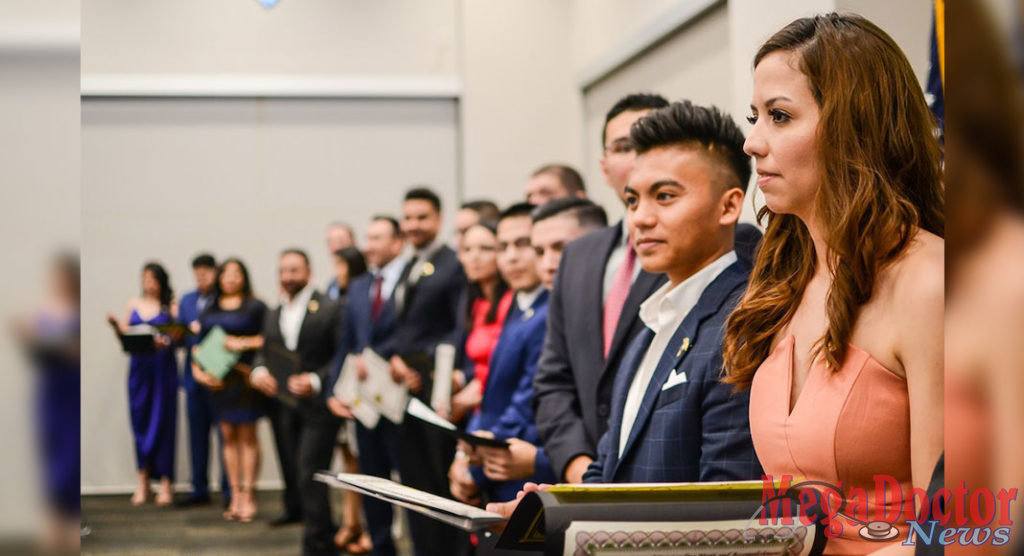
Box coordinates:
[81,0,458,76]
[459,0,583,206]
[81,97,458,491]
[0,0,79,535]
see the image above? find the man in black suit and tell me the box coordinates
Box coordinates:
[532,93,671,484]
[382,187,469,556]
[250,249,343,556]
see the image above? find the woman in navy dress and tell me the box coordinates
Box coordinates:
[191,258,267,522]
[109,262,179,507]
[17,253,81,551]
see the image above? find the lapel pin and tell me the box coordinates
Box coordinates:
[522,307,534,321]
[308,299,319,313]
[422,262,435,277]
[676,337,690,357]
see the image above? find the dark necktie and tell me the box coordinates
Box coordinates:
[371,273,384,321]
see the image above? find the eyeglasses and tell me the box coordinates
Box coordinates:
[604,140,636,155]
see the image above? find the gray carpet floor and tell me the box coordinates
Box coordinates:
[81,490,412,555]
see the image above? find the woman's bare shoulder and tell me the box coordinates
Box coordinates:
[885,229,944,316]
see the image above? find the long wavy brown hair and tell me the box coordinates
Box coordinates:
[722,13,944,389]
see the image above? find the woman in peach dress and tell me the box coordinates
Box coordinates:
[722,14,944,555]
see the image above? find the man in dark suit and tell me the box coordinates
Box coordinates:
[176,253,229,507]
[586,100,761,482]
[383,187,469,556]
[249,249,343,556]
[532,93,671,484]
[326,215,407,556]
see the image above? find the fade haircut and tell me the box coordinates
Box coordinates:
[630,100,751,191]
[532,197,607,230]
[405,186,442,213]
[531,164,586,196]
[498,202,537,224]
[602,92,669,147]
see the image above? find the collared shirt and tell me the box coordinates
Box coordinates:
[251,283,321,393]
[515,284,546,313]
[279,283,315,352]
[407,239,443,287]
[372,254,408,302]
[602,220,642,301]
[196,291,214,314]
[618,251,737,457]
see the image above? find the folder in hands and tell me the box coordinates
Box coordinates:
[193,326,239,380]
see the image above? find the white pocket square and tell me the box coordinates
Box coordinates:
[662,369,688,390]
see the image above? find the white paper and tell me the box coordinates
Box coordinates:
[333,354,381,429]
[361,348,409,424]
[431,343,456,412]
[407,397,457,431]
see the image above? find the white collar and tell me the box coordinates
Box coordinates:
[639,251,737,332]
[515,284,546,312]
[413,239,441,260]
[281,283,315,309]
[376,255,406,279]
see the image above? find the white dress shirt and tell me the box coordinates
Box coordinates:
[618,251,737,457]
[252,283,322,392]
[373,254,409,302]
[515,284,546,313]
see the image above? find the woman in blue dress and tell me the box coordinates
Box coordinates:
[109,262,179,507]
[191,258,267,522]
[17,253,81,551]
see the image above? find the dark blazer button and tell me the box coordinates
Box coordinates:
[598,404,609,417]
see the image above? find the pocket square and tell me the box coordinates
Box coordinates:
[662,368,688,390]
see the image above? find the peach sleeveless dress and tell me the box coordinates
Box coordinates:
[749,334,913,555]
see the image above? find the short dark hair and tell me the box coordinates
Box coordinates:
[191,253,216,269]
[405,187,442,214]
[630,100,751,191]
[460,199,501,222]
[531,164,586,195]
[333,246,369,280]
[371,215,402,238]
[602,93,669,147]
[498,202,537,224]
[280,248,310,268]
[532,197,608,230]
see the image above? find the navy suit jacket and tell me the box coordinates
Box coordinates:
[178,289,212,392]
[467,290,557,501]
[326,272,399,393]
[583,260,762,483]
[379,245,466,402]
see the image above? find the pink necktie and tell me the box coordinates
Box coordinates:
[603,244,636,357]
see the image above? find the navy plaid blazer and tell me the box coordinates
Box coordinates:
[583,260,763,483]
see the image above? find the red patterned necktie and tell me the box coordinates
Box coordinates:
[371,273,384,321]
[603,244,636,357]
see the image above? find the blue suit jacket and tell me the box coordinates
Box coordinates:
[467,289,557,501]
[584,260,762,484]
[325,272,399,394]
[178,289,211,392]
